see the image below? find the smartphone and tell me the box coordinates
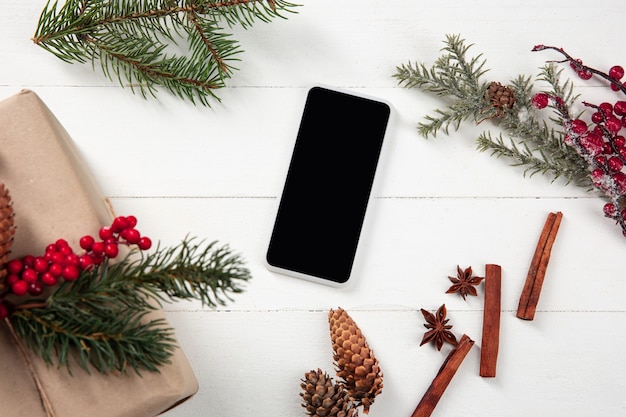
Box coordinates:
[266,86,392,286]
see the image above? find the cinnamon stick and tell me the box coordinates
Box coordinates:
[480,264,501,377]
[411,334,474,417]
[516,211,563,320]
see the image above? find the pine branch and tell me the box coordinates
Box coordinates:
[8,237,250,374]
[394,34,492,138]
[33,0,299,105]
[394,35,590,187]
[126,238,251,307]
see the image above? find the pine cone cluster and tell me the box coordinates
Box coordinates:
[328,308,383,414]
[300,369,357,417]
[486,81,516,117]
[0,184,15,282]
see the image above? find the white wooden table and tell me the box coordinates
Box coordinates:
[2,1,625,416]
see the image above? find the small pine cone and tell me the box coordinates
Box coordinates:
[486,81,516,117]
[300,369,358,417]
[0,184,15,280]
[328,308,383,414]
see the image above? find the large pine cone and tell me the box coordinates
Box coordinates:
[300,368,358,417]
[0,184,15,281]
[486,81,516,117]
[328,308,383,414]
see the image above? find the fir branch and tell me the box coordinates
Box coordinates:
[127,238,251,307]
[394,35,590,186]
[12,305,175,375]
[33,0,299,105]
[476,131,586,184]
[8,237,250,374]
[394,34,492,137]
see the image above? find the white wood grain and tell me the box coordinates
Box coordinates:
[1,1,626,416]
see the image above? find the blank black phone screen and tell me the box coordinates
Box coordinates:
[266,87,391,284]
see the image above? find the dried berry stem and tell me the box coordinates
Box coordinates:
[479,264,501,377]
[517,212,563,320]
[411,334,474,417]
[532,45,626,95]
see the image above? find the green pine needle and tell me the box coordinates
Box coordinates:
[33,0,299,105]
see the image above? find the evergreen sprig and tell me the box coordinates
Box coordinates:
[9,237,251,374]
[394,34,492,137]
[33,0,299,105]
[394,34,589,186]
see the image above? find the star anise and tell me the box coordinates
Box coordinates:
[419,304,457,351]
[446,265,484,300]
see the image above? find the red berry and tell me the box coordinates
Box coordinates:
[48,263,63,277]
[7,259,23,274]
[613,135,626,148]
[569,119,588,134]
[45,244,57,254]
[606,116,622,134]
[65,253,80,267]
[531,93,549,109]
[138,237,152,250]
[578,70,592,80]
[22,255,35,268]
[62,265,80,281]
[111,216,130,233]
[604,203,617,217]
[591,112,604,124]
[580,132,604,156]
[91,241,105,256]
[51,252,65,265]
[59,245,73,256]
[6,274,20,286]
[33,257,49,273]
[591,168,605,184]
[570,58,583,70]
[104,243,119,258]
[41,272,58,286]
[55,239,69,250]
[80,235,95,251]
[99,226,114,240]
[79,254,94,270]
[28,282,44,296]
[594,155,607,167]
[599,102,614,116]
[608,156,624,173]
[121,228,141,244]
[615,101,626,116]
[610,65,625,80]
[11,280,28,296]
[125,215,138,228]
[21,268,39,283]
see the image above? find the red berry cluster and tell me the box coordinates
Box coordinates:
[532,45,626,235]
[3,215,152,298]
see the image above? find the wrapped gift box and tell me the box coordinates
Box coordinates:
[0,89,198,417]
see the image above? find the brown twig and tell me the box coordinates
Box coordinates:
[411,334,474,417]
[480,264,501,377]
[516,211,563,320]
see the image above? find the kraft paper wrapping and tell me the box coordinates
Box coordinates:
[0,90,199,417]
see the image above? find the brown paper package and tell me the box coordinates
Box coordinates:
[0,90,199,417]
